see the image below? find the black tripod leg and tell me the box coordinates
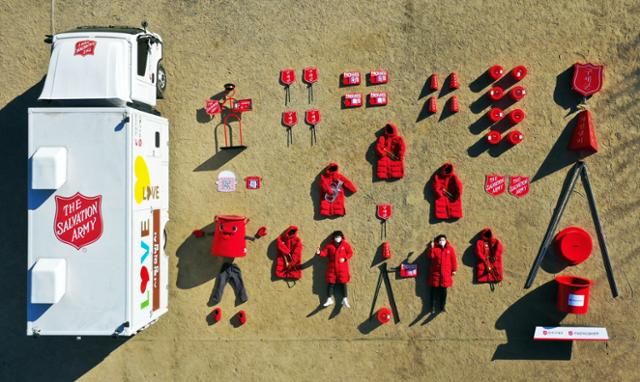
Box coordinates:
[525,162,583,288]
[369,270,384,318]
[581,164,619,297]
[381,264,400,323]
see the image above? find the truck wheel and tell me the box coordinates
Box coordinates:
[156,64,167,99]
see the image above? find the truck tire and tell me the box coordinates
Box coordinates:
[156,64,167,99]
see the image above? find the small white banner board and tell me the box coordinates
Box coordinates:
[534,326,608,341]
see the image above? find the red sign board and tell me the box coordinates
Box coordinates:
[342,71,361,86]
[205,99,221,116]
[74,40,96,56]
[370,70,388,85]
[484,174,506,196]
[369,92,388,106]
[303,67,318,84]
[232,98,253,112]
[305,109,321,125]
[282,110,298,127]
[343,93,363,108]
[245,176,262,190]
[572,63,604,97]
[54,192,103,250]
[377,204,393,220]
[281,69,296,85]
[509,176,530,198]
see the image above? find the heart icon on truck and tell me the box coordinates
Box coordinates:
[140,266,150,293]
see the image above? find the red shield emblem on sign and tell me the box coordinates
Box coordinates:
[509,176,530,198]
[54,192,103,250]
[484,174,506,196]
[280,69,296,85]
[377,204,393,220]
[282,111,298,127]
[572,63,604,97]
[305,109,321,125]
[303,67,318,84]
[74,40,97,56]
[205,99,221,116]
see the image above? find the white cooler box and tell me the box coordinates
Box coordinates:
[27,107,169,336]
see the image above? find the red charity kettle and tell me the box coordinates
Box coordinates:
[211,215,249,258]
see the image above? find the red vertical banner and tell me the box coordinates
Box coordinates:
[152,209,160,311]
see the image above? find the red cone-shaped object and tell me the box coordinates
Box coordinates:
[568,109,599,153]
[449,72,460,89]
[382,242,392,259]
[449,95,459,113]
[429,73,439,91]
[428,96,437,113]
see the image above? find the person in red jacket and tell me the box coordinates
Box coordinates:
[475,228,504,289]
[275,226,303,282]
[319,163,357,217]
[432,163,463,220]
[316,231,353,308]
[427,234,457,313]
[375,122,406,180]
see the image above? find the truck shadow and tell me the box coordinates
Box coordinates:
[0,79,130,381]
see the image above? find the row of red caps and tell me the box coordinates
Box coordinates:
[342,70,389,107]
[484,65,528,146]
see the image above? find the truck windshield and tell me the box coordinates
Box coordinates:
[137,38,150,76]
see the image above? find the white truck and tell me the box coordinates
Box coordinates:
[27,24,170,337]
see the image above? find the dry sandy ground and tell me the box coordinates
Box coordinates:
[1,0,640,381]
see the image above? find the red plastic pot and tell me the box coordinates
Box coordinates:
[488,107,504,123]
[556,276,593,314]
[488,65,504,80]
[509,86,527,101]
[554,226,593,265]
[488,86,504,101]
[507,130,524,145]
[508,109,526,124]
[511,65,528,81]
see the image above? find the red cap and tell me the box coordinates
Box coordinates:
[509,86,527,101]
[507,130,524,145]
[486,130,502,145]
[511,65,528,81]
[488,107,504,123]
[508,109,526,124]
[489,86,504,101]
[488,65,504,81]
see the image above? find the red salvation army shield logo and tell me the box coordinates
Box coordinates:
[74,40,97,56]
[282,111,298,127]
[54,193,103,250]
[377,204,393,220]
[572,63,604,97]
[509,176,530,198]
[485,174,506,196]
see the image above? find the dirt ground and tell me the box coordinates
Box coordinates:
[1,0,640,381]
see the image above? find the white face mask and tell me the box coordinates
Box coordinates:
[439,239,446,248]
[335,236,343,243]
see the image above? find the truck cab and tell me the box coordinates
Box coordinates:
[39,25,166,108]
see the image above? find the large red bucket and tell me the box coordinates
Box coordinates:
[556,275,593,314]
[211,215,248,258]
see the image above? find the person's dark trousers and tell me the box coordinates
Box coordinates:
[430,286,447,312]
[211,263,248,304]
[327,283,348,298]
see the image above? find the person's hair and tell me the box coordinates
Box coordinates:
[435,234,447,242]
[332,230,344,239]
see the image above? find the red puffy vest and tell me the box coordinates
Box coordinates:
[432,163,463,219]
[275,226,303,280]
[375,123,406,180]
[475,228,504,283]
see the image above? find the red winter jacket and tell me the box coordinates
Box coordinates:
[319,163,357,217]
[275,226,303,280]
[432,163,463,219]
[375,123,406,179]
[475,228,504,283]
[427,242,457,288]
[319,239,353,284]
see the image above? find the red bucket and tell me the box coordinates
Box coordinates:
[211,215,248,258]
[556,276,593,314]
